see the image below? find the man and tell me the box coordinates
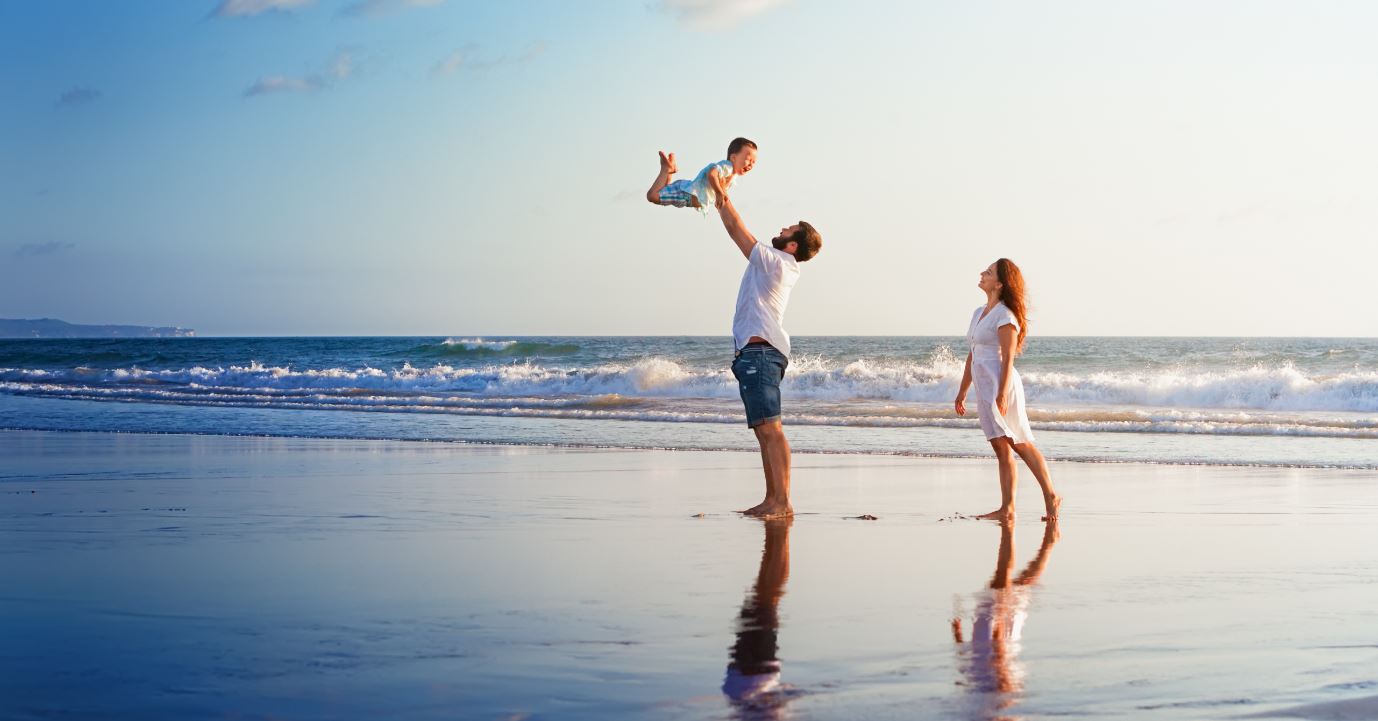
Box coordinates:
[716,193,822,518]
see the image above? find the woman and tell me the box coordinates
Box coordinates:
[954,259,1061,523]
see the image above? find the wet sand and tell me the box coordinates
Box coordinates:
[3,430,1378,720]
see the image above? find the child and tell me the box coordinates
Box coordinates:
[646,137,758,212]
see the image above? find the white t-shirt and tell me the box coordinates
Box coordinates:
[732,243,800,357]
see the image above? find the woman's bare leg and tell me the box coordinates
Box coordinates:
[1012,442,1061,521]
[976,437,1017,523]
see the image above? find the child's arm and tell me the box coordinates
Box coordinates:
[707,166,729,208]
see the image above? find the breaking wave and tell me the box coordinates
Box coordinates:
[2,354,1376,439]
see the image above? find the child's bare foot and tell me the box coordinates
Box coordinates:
[975,508,1014,524]
[1042,494,1061,522]
[658,150,677,175]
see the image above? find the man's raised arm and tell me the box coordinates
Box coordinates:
[717,197,757,260]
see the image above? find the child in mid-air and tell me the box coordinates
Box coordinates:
[646,137,757,211]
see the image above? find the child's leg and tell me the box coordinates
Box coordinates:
[645,151,677,204]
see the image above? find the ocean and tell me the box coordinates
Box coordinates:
[2,336,1375,469]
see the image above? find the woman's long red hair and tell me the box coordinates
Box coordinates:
[995,258,1028,355]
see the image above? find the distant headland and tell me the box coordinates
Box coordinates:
[0,318,195,338]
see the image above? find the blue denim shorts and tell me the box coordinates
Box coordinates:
[731,343,788,428]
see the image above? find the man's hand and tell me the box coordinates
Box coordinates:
[715,190,728,209]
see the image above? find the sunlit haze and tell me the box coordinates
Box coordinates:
[3,1,1376,336]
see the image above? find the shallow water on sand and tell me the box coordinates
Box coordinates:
[3,431,1378,720]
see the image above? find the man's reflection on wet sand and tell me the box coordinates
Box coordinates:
[723,518,795,719]
[951,520,1059,720]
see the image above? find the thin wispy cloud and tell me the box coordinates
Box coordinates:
[657,0,789,30]
[243,50,355,98]
[55,87,101,109]
[469,43,544,71]
[431,49,468,76]
[328,50,354,80]
[212,0,314,18]
[339,0,443,18]
[14,241,75,259]
[432,43,542,77]
[243,75,318,96]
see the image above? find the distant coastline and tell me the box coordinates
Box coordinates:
[0,318,194,338]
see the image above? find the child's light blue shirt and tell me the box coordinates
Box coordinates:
[687,159,736,210]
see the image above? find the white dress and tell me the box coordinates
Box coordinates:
[966,302,1035,444]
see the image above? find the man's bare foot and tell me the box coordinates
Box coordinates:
[975,508,1014,523]
[1041,494,1061,522]
[740,500,794,519]
[658,150,677,175]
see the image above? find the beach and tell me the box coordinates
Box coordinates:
[10,0,1378,718]
[4,429,1378,720]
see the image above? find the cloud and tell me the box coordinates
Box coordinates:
[432,42,542,76]
[657,0,789,30]
[328,50,354,80]
[468,43,544,71]
[339,0,443,18]
[243,50,355,97]
[14,241,75,259]
[243,75,319,96]
[431,49,467,76]
[212,0,314,18]
[55,87,101,109]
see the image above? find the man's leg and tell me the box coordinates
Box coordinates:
[645,151,677,204]
[742,420,792,519]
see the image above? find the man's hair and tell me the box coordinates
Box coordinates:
[727,137,757,158]
[788,221,822,262]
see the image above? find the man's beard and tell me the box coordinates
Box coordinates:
[771,235,792,251]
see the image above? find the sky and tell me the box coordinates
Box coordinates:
[2,0,1376,337]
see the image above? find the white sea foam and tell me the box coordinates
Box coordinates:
[5,356,1378,411]
[1022,364,1378,413]
[441,338,518,351]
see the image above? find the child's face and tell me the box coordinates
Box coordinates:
[731,146,758,175]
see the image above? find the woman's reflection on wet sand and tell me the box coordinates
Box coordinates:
[951,520,1060,720]
[723,518,796,719]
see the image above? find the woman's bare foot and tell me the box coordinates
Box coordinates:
[658,150,677,175]
[975,508,1014,523]
[1041,494,1061,522]
[740,500,794,519]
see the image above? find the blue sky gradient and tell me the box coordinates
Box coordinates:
[4,1,1376,336]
